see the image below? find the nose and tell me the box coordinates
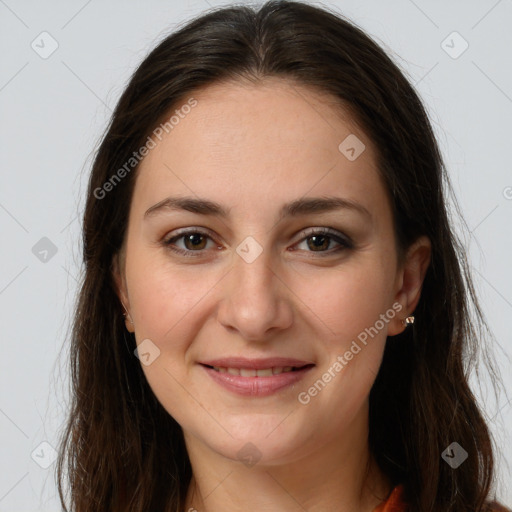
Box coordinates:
[216,245,294,342]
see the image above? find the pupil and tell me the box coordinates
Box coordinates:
[308,235,328,251]
[186,233,206,250]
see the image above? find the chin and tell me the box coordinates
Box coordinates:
[191,415,314,467]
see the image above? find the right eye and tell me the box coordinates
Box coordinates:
[162,228,222,257]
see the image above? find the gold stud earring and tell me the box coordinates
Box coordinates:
[402,315,415,326]
[121,303,134,330]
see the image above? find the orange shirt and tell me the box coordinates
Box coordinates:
[373,485,407,512]
[372,485,512,512]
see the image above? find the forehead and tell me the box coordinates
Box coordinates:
[163,78,368,165]
[133,78,389,221]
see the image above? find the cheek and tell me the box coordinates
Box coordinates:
[125,243,219,345]
[306,260,396,405]
[125,259,217,425]
[292,254,396,347]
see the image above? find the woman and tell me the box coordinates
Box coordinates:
[55,1,510,510]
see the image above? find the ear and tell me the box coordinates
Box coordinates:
[112,252,135,333]
[387,235,431,336]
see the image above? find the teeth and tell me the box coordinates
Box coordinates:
[211,366,297,376]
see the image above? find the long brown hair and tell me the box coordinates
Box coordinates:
[55,1,507,510]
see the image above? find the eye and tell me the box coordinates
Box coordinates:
[162,228,221,257]
[292,227,353,255]
[162,227,352,258]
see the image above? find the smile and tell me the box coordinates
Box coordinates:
[199,362,315,397]
[209,365,300,376]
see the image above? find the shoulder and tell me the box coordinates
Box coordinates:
[375,485,511,512]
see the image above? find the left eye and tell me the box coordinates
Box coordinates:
[294,228,351,253]
[162,228,352,257]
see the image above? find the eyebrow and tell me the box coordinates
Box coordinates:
[144,195,371,221]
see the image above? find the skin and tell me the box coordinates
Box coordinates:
[113,77,431,511]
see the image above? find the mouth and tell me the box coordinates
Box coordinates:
[201,364,313,376]
[198,358,315,397]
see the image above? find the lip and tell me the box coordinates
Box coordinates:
[199,357,315,397]
[199,357,314,369]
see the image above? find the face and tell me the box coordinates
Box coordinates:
[114,78,426,466]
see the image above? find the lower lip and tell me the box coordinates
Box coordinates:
[201,364,314,397]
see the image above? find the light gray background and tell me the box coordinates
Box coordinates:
[0,0,511,509]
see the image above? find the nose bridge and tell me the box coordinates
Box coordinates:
[231,239,278,311]
[217,237,292,339]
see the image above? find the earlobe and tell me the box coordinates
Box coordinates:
[388,235,431,336]
[111,253,127,305]
[121,304,135,333]
[111,252,135,333]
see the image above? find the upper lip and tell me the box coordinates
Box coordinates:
[199,357,315,369]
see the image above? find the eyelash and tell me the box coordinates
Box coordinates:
[162,227,353,258]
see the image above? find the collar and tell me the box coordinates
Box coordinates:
[372,484,407,512]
